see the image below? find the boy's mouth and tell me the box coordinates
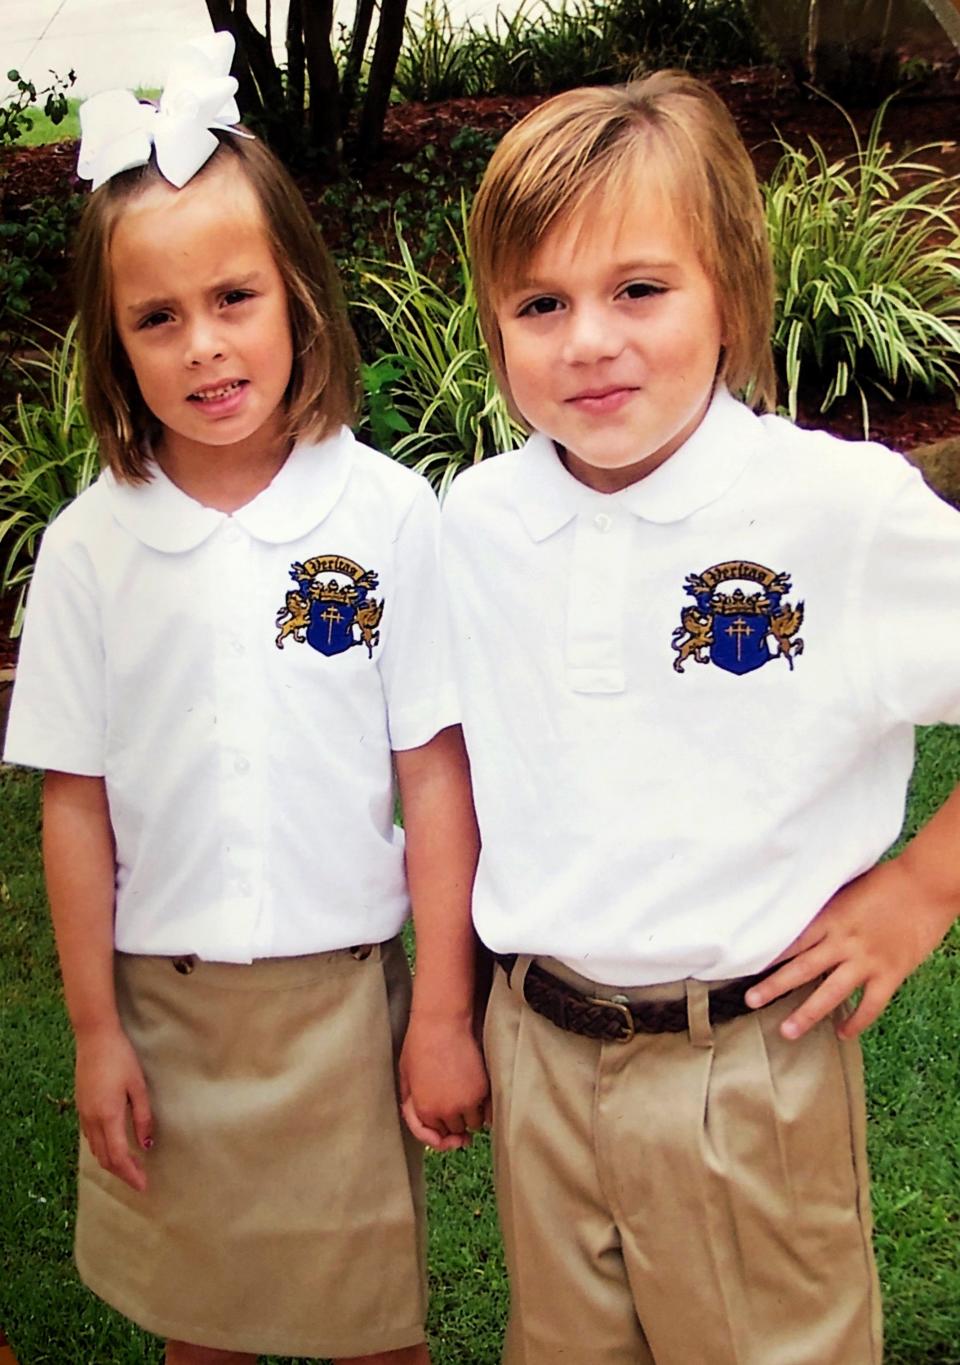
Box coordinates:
[188,379,247,403]
[567,385,637,411]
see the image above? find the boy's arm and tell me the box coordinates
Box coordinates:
[43,771,152,1190]
[746,783,960,1040]
[393,725,489,1151]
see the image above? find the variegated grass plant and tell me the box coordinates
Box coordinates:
[358,208,522,495]
[0,320,99,634]
[765,96,960,434]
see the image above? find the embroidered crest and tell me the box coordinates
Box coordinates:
[671,560,804,676]
[275,555,384,658]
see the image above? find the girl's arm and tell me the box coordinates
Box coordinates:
[43,771,153,1191]
[394,725,489,1150]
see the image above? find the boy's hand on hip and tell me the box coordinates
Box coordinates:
[399,1013,490,1151]
[75,1025,153,1192]
[745,855,957,1041]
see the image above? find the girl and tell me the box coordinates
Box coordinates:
[4,33,486,1365]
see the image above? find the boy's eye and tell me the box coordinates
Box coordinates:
[519,296,562,317]
[621,282,665,301]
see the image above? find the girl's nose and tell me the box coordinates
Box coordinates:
[185,320,226,367]
[561,304,624,366]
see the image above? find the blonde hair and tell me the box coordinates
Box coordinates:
[73,131,359,482]
[469,70,776,417]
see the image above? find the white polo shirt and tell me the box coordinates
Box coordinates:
[5,427,457,962]
[442,387,960,985]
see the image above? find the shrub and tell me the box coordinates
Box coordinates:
[358,209,521,493]
[765,96,960,431]
[0,322,99,633]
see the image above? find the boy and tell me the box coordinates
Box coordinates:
[441,71,960,1364]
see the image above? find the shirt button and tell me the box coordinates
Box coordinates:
[594,513,612,533]
[224,525,242,545]
[238,879,251,897]
[234,755,250,775]
[230,638,245,656]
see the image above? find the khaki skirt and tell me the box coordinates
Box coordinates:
[76,938,426,1358]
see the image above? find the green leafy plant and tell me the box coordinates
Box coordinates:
[0,321,99,634]
[0,67,75,148]
[394,0,477,101]
[358,208,521,493]
[765,96,960,432]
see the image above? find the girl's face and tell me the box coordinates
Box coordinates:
[495,186,724,493]
[110,159,294,472]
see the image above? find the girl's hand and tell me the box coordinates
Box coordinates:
[399,1013,490,1152]
[75,1026,153,1192]
[745,856,956,1040]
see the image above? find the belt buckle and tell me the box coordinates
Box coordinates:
[586,994,635,1043]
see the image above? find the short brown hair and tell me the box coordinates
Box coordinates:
[73,131,359,481]
[469,70,776,418]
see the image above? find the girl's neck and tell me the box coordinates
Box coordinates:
[155,422,292,514]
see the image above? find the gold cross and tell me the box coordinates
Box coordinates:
[320,605,342,645]
[725,617,753,662]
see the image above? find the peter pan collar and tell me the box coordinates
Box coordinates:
[103,426,355,552]
[514,387,764,542]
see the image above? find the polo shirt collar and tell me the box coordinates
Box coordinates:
[103,426,355,552]
[514,387,763,542]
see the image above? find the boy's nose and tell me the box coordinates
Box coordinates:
[561,305,624,365]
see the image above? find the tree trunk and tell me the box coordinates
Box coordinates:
[205,0,264,120]
[302,0,341,171]
[340,0,377,122]
[358,0,407,160]
[286,0,306,120]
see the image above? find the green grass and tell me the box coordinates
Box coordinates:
[12,91,160,147]
[1,728,959,1362]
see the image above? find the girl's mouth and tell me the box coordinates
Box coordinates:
[188,379,247,404]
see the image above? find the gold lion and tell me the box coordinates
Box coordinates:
[275,590,311,649]
[671,607,713,673]
[355,598,384,658]
[769,602,804,670]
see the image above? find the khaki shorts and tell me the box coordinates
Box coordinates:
[485,957,882,1365]
[76,938,426,1358]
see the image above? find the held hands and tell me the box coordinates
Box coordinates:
[399,1011,490,1152]
[745,853,957,1041]
[75,1025,153,1192]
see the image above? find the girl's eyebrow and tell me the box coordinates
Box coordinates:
[124,272,264,316]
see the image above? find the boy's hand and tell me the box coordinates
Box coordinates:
[745,854,957,1041]
[75,1026,153,1192]
[399,1012,489,1152]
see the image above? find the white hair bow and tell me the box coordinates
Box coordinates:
[77,32,251,191]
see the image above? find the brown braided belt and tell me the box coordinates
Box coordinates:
[497,956,777,1043]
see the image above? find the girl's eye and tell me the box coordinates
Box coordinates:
[519,296,562,317]
[138,311,172,330]
[621,282,665,301]
[223,289,253,307]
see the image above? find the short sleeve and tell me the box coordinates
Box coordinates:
[864,463,960,725]
[378,479,460,751]
[3,521,106,773]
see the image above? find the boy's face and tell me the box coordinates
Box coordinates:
[495,189,724,492]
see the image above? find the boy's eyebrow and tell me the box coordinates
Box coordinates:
[124,271,264,315]
[506,259,681,294]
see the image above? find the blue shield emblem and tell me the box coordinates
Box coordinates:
[307,598,358,656]
[711,612,771,675]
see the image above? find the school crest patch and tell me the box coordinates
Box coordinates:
[671,560,804,676]
[275,555,384,658]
